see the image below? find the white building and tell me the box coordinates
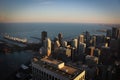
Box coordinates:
[78,35,84,43]
[32,57,85,80]
[72,39,78,49]
[54,40,60,49]
[44,38,51,56]
[63,41,67,47]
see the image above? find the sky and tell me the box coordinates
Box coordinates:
[0,0,120,24]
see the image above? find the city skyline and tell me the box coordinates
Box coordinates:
[0,0,120,24]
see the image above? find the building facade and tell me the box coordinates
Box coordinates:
[41,31,47,46]
[32,58,85,80]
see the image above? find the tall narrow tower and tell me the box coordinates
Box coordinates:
[77,35,84,54]
[78,34,84,43]
[41,31,47,46]
[112,27,120,39]
[58,33,63,46]
[45,38,51,57]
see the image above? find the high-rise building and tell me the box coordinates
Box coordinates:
[91,36,96,46]
[85,46,95,56]
[71,47,76,61]
[95,35,105,46]
[77,35,85,54]
[93,48,101,57]
[39,47,45,55]
[100,46,111,65]
[71,39,78,49]
[54,40,60,49]
[58,33,63,46]
[44,38,51,57]
[85,55,99,66]
[112,27,120,39]
[32,57,85,80]
[84,31,90,40]
[106,29,112,37]
[105,37,110,47]
[110,39,119,52]
[78,35,84,43]
[41,31,47,46]
[78,42,86,54]
[63,41,67,47]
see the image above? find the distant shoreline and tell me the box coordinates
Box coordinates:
[0,22,120,25]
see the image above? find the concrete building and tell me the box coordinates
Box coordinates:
[85,55,98,67]
[44,38,51,57]
[77,35,85,54]
[32,57,85,80]
[58,33,63,46]
[106,29,112,37]
[63,41,67,47]
[53,47,72,62]
[41,31,47,46]
[100,46,111,65]
[105,37,110,47]
[85,46,95,56]
[78,35,84,43]
[78,42,86,54]
[93,48,101,57]
[91,36,96,47]
[39,47,45,55]
[95,34,105,46]
[71,39,78,49]
[112,27,120,39]
[110,39,119,52]
[54,40,61,49]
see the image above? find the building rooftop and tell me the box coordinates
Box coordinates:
[41,57,63,65]
[32,57,84,79]
[60,65,77,75]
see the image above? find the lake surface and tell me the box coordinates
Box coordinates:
[0,51,33,80]
[0,23,111,42]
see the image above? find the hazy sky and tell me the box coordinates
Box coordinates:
[0,0,120,24]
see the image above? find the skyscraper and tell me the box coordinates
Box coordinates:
[44,38,51,57]
[86,46,95,56]
[58,33,63,46]
[41,31,47,46]
[112,27,120,39]
[63,41,67,47]
[71,38,78,49]
[54,40,60,49]
[77,35,84,54]
[78,42,86,54]
[106,29,112,37]
[78,35,84,43]
[91,36,96,47]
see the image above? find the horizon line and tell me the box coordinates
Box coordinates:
[0,21,120,25]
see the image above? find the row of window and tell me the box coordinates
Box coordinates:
[32,67,61,80]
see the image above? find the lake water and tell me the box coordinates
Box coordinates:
[0,23,111,42]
